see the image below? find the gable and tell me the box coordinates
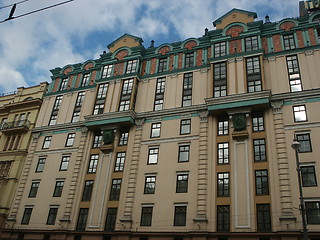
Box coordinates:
[213,9,257,30]
[107,34,143,53]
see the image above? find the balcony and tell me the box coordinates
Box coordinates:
[0,120,30,134]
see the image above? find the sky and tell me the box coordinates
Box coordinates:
[0,0,299,94]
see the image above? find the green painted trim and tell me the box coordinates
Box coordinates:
[146,60,151,74]
[155,58,159,73]
[208,98,269,111]
[267,36,273,53]
[284,97,320,106]
[314,28,320,44]
[85,116,135,127]
[182,53,186,68]
[202,48,207,64]
[193,51,197,67]
[258,37,262,50]
[174,54,178,70]
[264,45,320,58]
[294,32,299,49]
[166,56,170,71]
[241,39,245,52]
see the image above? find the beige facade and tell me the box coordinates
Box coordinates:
[2,3,320,240]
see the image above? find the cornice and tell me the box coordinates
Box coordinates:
[32,122,84,133]
[271,88,320,102]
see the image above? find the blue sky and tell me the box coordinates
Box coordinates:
[0,0,298,93]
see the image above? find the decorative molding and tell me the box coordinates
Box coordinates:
[271,100,284,113]
[141,135,199,145]
[142,78,151,83]
[135,118,144,130]
[116,79,121,83]
[198,110,209,122]
[267,56,276,62]
[228,58,236,63]
[284,122,320,130]
[32,132,41,141]
[305,50,314,56]
[200,67,210,73]
[81,126,88,136]
[236,56,243,62]
[170,73,179,78]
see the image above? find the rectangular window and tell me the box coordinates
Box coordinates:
[60,78,68,91]
[217,205,230,232]
[154,77,165,111]
[180,119,191,135]
[252,112,264,132]
[174,206,187,226]
[148,148,159,165]
[185,52,194,68]
[53,180,64,197]
[93,83,108,115]
[256,204,271,231]
[255,170,269,195]
[218,116,229,135]
[119,129,129,146]
[182,73,193,107]
[102,65,113,78]
[246,56,262,92]
[109,179,121,201]
[119,79,134,111]
[140,207,153,226]
[218,143,229,164]
[296,133,312,152]
[72,92,85,122]
[65,133,75,147]
[92,133,102,148]
[49,95,62,126]
[283,34,296,50]
[114,152,126,172]
[59,156,70,171]
[178,145,190,162]
[42,136,52,149]
[82,180,94,201]
[76,208,88,230]
[144,176,156,194]
[105,208,117,231]
[245,36,259,51]
[28,181,40,198]
[81,73,90,87]
[176,174,188,193]
[286,55,302,92]
[46,207,58,225]
[126,59,138,74]
[214,42,226,57]
[151,123,161,138]
[87,154,99,173]
[21,207,33,224]
[36,157,46,172]
[305,201,320,224]
[217,172,229,197]
[293,105,307,122]
[301,166,317,187]
[214,62,227,97]
[253,139,267,162]
[158,58,167,73]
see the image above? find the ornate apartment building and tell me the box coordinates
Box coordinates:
[1,3,320,240]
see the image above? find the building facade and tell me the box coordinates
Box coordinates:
[0,83,48,228]
[1,3,320,240]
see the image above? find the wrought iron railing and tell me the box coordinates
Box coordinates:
[0,120,30,131]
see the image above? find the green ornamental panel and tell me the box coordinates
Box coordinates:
[232,113,247,131]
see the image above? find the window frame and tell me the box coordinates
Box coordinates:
[101,65,113,78]
[178,145,190,163]
[255,170,269,195]
[28,181,40,198]
[105,207,118,231]
[125,59,138,74]
[246,56,262,93]
[82,180,94,201]
[214,62,227,97]
[217,142,229,165]
[253,139,267,162]
[176,173,189,193]
[21,207,33,225]
[53,180,64,197]
[154,77,166,111]
[114,152,126,172]
[256,204,271,232]
[245,36,259,52]
[286,55,302,92]
[217,172,229,197]
[185,52,194,68]
[218,116,229,135]
[65,133,75,147]
[252,112,265,132]
[174,206,187,226]
[182,72,193,107]
[305,201,320,224]
[76,208,89,231]
[293,105,307,122]
[59,155,70,171]
[158,57,168,73]
[296,133,312,153]
[109,179,122,201]
[217,205,230,232]
[150,122,161,138]
[180,119,191,135]
[214,41,226,58]
[283,34,296,50]
[92,134,102,148]
[301,166,317,187]
[35,157,46,172]
[87,154,99,173]
[140,206,153,226]
[81,73,90,87]
[42,136,52,149]
[144,176,156,194]
[147,148,159,165]
[46,207,58,225]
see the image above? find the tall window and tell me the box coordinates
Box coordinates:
[305,202,320,224]
[301,166,317,187]
[151,123,161,138]
[36,157,46,172]
[176,174,188,193]
[256,204,271,231]
[119,129,129,146]
[119,79,134,111]
[293,105,307,122]
[246,56,262,92]
[217,205,230,232]
[49,95,62,126]
[144,176,156,194]
[286,55,302,92]
[148,148,159,164]
[252,112,264,132]
[65,133,75,147]
[92,133,102,148]
[28,181,40,198]
[125,59,138,74]
[102,65,113,78]
[154,77,165,111]
[217,172,229,197]
[109,179,121,201]
[185,52,194,68]
[253,139,267,162]
[214,42,226,57]
[296,133,312,152]
[81,74,90,87]
[114,152,126,172]
[218,116,228,135]
[87,154,99,173]
[182,73,193,107]
[245,36,259,51]
[82,180,94,201]
[60,78,68,91]
[76,208,88,230]
[46,207,58,225]
[59,156,70,171]
[214,62,227,97]
[93,83,108,115]
[53,180,64,197]
[218,143,229,164]
[178,145,190,162]
[180,119,191,135]
[72,92,85,122]
[158,58,167,73]
[42,136,52,149]
[174,206,187,226]
[105,208,117,231]
[283,34,296,50]
[140,207,153,226]
[255,170,269,195]
[21,207,33,225]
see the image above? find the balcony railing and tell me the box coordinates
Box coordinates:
[0,120,30,134]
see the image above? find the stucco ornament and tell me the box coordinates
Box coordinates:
[102,129,114,145]
[232,113,247,131]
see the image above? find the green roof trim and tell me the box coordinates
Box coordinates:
[213,8,257,27]
[208,98,269,111]
[85,116,135,127]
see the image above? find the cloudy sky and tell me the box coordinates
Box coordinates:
[0,0,298,93]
